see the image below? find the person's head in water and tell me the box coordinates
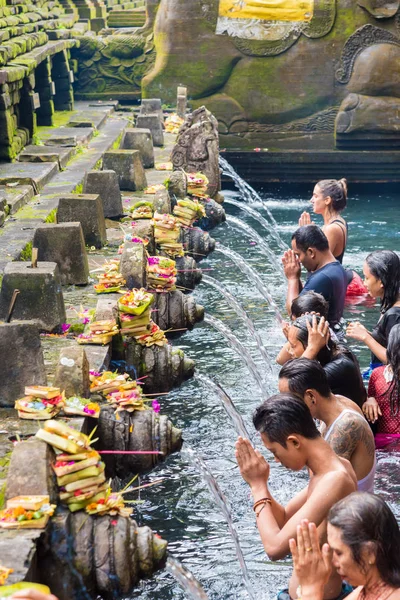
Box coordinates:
[253,393,320,471]
[364,250,400,312]
[291,225,330,272]
[386,324,400,416]
[327,492,400,589]
[291,291,329,321]
[287,314,334,365]
[311,179,348,216]
[278,358,331,420]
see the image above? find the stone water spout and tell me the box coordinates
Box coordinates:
[125,341,195,393]
[151,289,205,332]
[95,405,182,477]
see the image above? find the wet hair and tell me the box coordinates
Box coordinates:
[279,358,331,399]
[291,314,336,365]
[328,492,400,587]
[292,225,329,253]
[317,179,348,212]
[386,324,400,416]
[365,250,400,313]
[291,291,329,320]
[253,393,320,448]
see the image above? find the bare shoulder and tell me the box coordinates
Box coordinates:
[313,462,357,496]
[389,590,400,599]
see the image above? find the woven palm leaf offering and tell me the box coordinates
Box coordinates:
[147,256,177,291]
[135,321,167,347]
[0,495,56,529]
[36,420,108,513]
[186,172,209,197]
[14,386,64,420]
[94,260,126,294]
[85,485,131,518]
[173,197,206,227]
[164,113,184,134]
[63,396,100,418]
[90,370,136,395]
[77,319,120,345]
[0,565,13,586]
[0,584,51,598]
[144,183,166,195]
[129,200,153,220]
[153,212,184,257]
[118,288,154,337]
[106,379,149,413]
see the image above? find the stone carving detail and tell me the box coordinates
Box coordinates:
[248,106,339,133]
[171,106,221,199]
[73,33,156,96]
[336,24,400,83]
[357,0,400,19]
[201,0,336,56]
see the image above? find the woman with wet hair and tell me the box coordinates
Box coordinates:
[289,492,400,599]
[362,324,400,447]
[287,314,366,407]
[347,250,400,366]
[299,179,348,264]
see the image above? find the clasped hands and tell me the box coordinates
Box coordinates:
[235,436,270,489]
[282,249,301,280]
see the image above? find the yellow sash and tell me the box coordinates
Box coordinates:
[218,0,314,21]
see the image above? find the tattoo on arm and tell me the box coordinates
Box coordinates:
[329,414,375,461]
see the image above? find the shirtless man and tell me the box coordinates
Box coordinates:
[235,393,356,600]
[278,358,376,492]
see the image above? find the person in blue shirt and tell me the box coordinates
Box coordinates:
[282,225,348,328]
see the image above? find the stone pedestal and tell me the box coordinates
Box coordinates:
[83,170,123,218]
[180,227,216,262]
[0,261,66,332]
[33,223,89,285]
[5,438,57,503]
[0,322,46,407]
[177,87,187,119]
[140,98,163,123]
[121,128,155,168]
[135,114,164,147]
[102,150,147,191]
[120,240,147,289]
[57,194,107,249]
[54,346,91,399]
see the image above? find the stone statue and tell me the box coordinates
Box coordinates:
[141,0,400,148]
[171,106,222,200]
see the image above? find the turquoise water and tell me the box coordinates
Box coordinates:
[132,186,400,599]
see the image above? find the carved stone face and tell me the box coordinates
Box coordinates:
[357,0,400,18]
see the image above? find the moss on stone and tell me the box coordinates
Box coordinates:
[20,240,32,261]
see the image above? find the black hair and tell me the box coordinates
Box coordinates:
[279,358,331,399]
[317,179,348,212]
[365,250,400,313]
[253,393,320,448]
[291,291,329,320]
[328,492,400,587]
[292,225,329,253]
[386,324,400,416]
[291,314,335,365]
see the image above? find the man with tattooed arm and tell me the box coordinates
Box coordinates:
[279,358,375,492]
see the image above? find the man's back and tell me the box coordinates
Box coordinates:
[302,261,347,326]
[323,406,376,491]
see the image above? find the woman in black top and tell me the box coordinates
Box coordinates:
[347,250,400,366]
[298,178,348,263]
[287,314,366,407]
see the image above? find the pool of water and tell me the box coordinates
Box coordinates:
[131,184,400,600]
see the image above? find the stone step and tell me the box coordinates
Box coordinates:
[0,183,35,214]
[40,125,94,145]
[67,108,112,129]
[0,161,58,192]
[18,144,75,169]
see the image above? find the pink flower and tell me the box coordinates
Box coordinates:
[148,257,160,265]
[152,400,161,413]
[62,323,71,333]
[90,370,101,377]
[82,317,90,324]
[131,237,143,244]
